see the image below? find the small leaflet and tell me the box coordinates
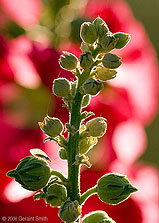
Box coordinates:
[30,148,51,162]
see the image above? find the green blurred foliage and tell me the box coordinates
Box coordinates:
[126,0,159,58]
[3,21,25,38]
[4,85,54,129]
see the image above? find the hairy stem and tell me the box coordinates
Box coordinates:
[67,89,83,201]
[80,185,97,204]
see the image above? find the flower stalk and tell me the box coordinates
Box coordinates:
[6,17,136,223]
[80,185,97,204]
[67,89,83,201]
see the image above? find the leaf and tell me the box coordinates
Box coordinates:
[30,148,51,162]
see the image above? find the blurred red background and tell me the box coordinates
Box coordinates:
[0,0,158,222]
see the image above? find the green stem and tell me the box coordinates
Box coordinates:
[80,185,97,204]
[67,87,83,201]
[51,170,68,183]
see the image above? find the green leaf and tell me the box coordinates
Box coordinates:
[30,149,51,162]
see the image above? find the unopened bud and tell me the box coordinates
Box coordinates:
[97,173,138,205]
[59,52,78,70]
[39,116,63,138]
[79,136,98,154]
[58,199,81,223]
[102,53,121,69]
[80,52,94,70]
[96,67,117,81]
[53,78,71,97]
[45,183,67,207]
[81,94,91,108]
[81,42,91,53]
[7,156,51,191]
[80,22,97,44]
[86,117,107,138]
[82,211,116,223]
[80,78,103,96]
[93,17,109,39]
[101,35,118,52]
[113,32,130,49]
[59,148,67,160]
[101,35,110,49]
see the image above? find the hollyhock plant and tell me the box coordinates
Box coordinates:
[6,15,139,223]
[0,0,158,223]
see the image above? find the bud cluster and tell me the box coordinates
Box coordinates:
[79,17,130,83]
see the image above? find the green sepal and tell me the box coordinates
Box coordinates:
[44,136,54,143]
[113,32,130,49]
[80,111,95,121]
[81,94,91,108]
[74,154,92,168]
[30,148,51,162]
[33,192,46,200]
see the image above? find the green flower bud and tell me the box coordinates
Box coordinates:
[101,35,110,49]
[102,53,122,69]
[59,148,67,160]
[97,173,138,205]
[81,94,91,108]
[80,78,103,96]
[53,78,71,97]
[45,183,67,207]
[93,17,109,39]
[80,52,94,70]
[59,52,78,70]
[86,117,107,138]
[81,42,91,53]
[114,32,130,49]
[79,136,98,154]
[58,199,81,223]
[83,211,116,223]
[80,22,97,44]
[39,115,63,138]
[96,67,117,81]
[7,156,51,191]
[101,35,118,52]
